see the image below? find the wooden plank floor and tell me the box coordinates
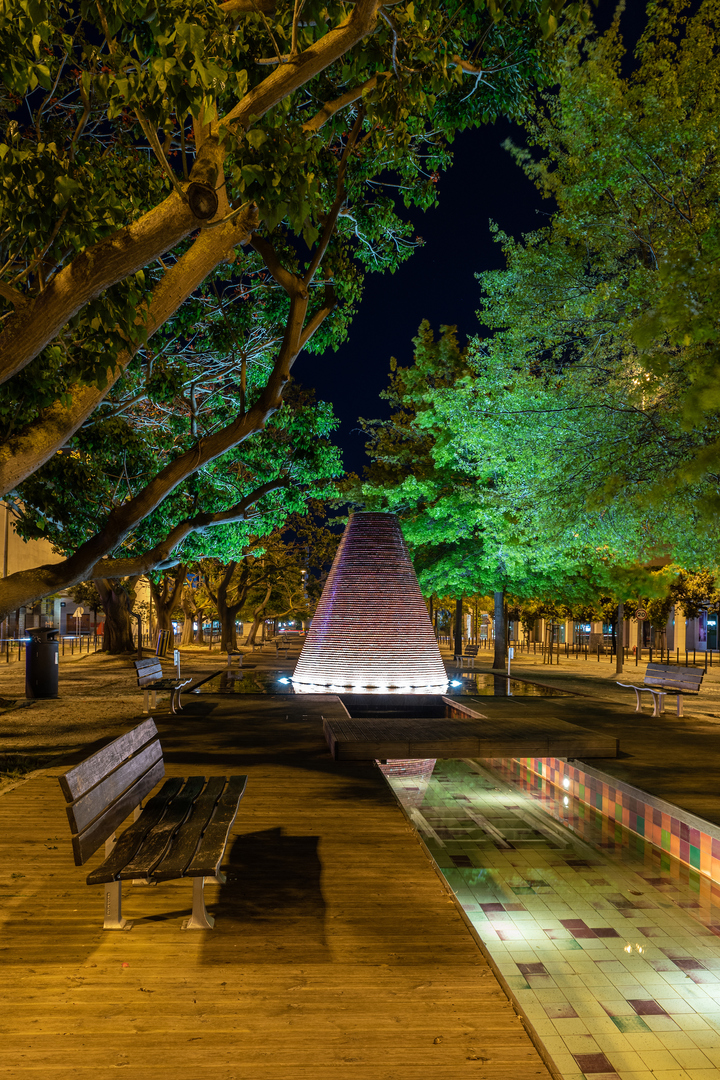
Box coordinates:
[323,706,619,761]
[0,697,551,1080]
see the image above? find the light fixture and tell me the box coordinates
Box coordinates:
[278,677,290,684]
[562,777,570,789]
[563,796,569,807]
[450,680,462,688]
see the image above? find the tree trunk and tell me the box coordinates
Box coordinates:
[219,604,243,651]
[180,588,196,646]
[493,590,507,670]
[195,607,206,645]
[245,583,273,646]
[616,601,624,674]
[148,566,187,641]
[453,597,464,657]
[94,579,136,654]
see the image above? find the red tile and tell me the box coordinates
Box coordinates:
[572,1052,615,1073]
[628,999,667,1016]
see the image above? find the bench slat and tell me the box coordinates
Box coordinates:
[66,739,163,835]
[135,658,164,671]
[151,777,228,881]
[59,718,158,802]
[645,665,703,677]
[86,777,184,885]
[644,676,701,690]
[137,675,176,689]
[645,670,703,681]
[72,758,165,866]
[185,775,248,878]
[118,776,207,879]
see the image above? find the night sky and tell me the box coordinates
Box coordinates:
[294,2,647,477]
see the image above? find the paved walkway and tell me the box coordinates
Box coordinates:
[0,693,550,1080]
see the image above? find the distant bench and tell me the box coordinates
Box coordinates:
[59,718,247,930]
[618,663,705,717]
[455,645,479,667]
[134,657,191,714]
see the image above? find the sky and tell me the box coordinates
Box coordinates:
[294,1,648,477]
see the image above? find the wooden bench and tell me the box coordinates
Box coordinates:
[455,645,479,667]
[135,657,191,714]
[618,663,704,717]
[59,718,247,930]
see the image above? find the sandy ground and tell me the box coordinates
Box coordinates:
[0,643,267,783]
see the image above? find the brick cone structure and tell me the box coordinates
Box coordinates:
[292,512,447,692]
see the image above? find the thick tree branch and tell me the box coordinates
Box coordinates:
[0,188,196,385]
[219,0,276,14]
[0,282,26,309]
[304,109,364,284]
[299,283,336,349]
[0,203,258,497]
[0,241,326,616]
[302,76,378,134]
[0,0,381,382]
[0,477,287,618]
[220,0,381,130]
[0,189,340,616]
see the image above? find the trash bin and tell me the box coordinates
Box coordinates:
[25,627,59,699]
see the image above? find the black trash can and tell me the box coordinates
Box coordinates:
[25,627,59,699]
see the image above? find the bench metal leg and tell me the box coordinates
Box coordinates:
[186,876,217,930]
[651,691,665,717]
[677,693,684,718]
[102,835,132,929]
[633,688,642,712]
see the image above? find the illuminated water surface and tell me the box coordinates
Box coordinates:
[384,758,720,1079]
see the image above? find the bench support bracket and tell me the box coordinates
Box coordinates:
[102,835,132,929]
[185,872,225,930]
[103,880,131,930]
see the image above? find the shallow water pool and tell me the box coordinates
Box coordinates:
[384,757,720,1079]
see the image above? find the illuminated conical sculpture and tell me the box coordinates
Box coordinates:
[292,512,447,693]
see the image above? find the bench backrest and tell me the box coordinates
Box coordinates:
[135,657,164,686]
[464,645,479,656]
[58,718,164,866]
[644,663,704,691]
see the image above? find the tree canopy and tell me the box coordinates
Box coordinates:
[0,0,574,619]
[351,0,720,616]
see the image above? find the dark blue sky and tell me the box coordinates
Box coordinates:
[295,2,647,476]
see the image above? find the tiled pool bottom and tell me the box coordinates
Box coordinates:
[383,758,720,1080]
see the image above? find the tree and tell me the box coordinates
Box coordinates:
[148,563,187,636]
[202,558,252,649]
[0,0,574,617]
[462,0,720,542]
[352,322,637,666]
[1,379,342,620]
[71,575,141,652]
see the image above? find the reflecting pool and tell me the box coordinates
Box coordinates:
[384,758,720,1079]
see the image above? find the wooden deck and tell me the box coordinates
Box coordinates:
[0,696,552,1079]
[323,702,619,761]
